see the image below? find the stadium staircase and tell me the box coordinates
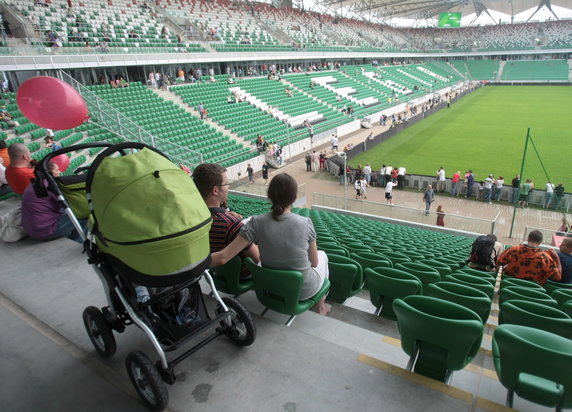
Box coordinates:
[253,18,292,45]
[153,87,252,149]
[264,152,286,169]
[497,61,506,81]
[443,61,467,80]
[285,73,358,115]
[320,71,382,117]
[451,60,501,81]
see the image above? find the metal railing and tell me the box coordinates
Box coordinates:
[229,182,306,200]
[313,192,496,235]
[58,70,203,167]
[522,225,572,246]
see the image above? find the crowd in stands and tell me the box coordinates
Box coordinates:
[6,0,570,54]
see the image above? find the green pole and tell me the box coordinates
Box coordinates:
[509,128,531,239]
[527,134,553,184]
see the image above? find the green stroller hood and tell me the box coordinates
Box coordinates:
[90,148,212,277]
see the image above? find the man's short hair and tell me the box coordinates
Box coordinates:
[192,163,226,200]
[487,234,498,242]
[528,230,543,244]
[561,237,572,251]
[7,143,29,161]
[0,139,6,149]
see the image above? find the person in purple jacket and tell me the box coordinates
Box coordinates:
[21,162,87,243]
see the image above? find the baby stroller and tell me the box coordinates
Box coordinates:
[35,142,256,411]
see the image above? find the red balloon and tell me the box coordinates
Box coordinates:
[16,76,88,130]
[52,154,70,172]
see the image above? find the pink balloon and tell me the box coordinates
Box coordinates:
[16,76,88,130]
[52,154,70,172]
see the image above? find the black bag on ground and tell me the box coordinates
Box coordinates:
[468,235,496,266]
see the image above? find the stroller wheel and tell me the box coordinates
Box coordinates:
[126,351,169,412]
[82,306,117,358]
[217,297,256,347]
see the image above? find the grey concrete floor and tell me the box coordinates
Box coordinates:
[0,236,553,412]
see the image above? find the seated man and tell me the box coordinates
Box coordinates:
[21,162,87,243]
[5,143,35,195]
[557,238,572,284]
[192,163,259,277]
[497,230,561,285]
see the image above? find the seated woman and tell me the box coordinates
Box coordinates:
[210,173,331,315]
[21,162,87,243]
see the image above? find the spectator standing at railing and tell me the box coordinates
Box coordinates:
[379,164,386,187]
[363,163,371,185]
[397,165,406,189]
[450,170,460,196]
[466,170,475,198]
[551,183,565,210]
[509,174,520,204]
[518,179,534,208]
[493,176,504,201]
[391,167,398,183]
[544,181,555,209]
[436,167,446,193]
[384,164,392,187]
[484,174,493,204]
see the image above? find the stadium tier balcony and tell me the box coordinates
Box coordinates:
[3,0,571,56]
[7,0,206,54]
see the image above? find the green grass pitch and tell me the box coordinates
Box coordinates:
[349,86,572,189]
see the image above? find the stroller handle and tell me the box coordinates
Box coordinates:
[85,142,170,194]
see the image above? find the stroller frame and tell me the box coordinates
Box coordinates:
[37,143,256,411]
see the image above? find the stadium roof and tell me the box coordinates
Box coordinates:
[297,0,572,26]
